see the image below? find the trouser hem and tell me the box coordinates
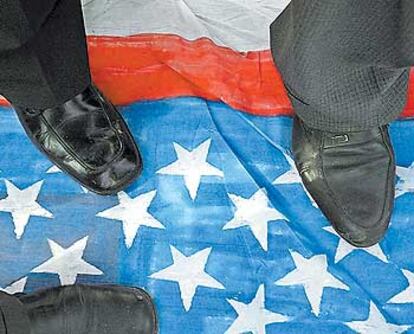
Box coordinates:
[0,0,91,109]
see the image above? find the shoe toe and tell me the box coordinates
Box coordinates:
[293,116,395,248]
[302,169,393,247]
[93,286,157,334]
[79,285,157,334]
[303,155,394,247]
[332,210,392,248]
[88,138,142,195]
[322,140,394,247]
[19,285,157,334]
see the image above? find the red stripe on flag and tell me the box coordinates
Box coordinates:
[1,33,414,119]
[87,34,291,116]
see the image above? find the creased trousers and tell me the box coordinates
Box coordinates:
[270,0,414,131]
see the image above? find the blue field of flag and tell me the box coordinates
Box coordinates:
[0,97,413,333]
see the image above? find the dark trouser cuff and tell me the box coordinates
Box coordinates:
[286,68,410,132]
[0,0,91,109]
[270,0,412,132]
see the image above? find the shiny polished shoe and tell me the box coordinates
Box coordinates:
[12,84,142,195]
[292,116,395,247]
[0,285,157,334]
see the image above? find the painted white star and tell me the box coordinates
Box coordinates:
[156,139,224,200]
[31,236,103,285]
[275,251,349,316]
[223,188,288,251]
[0,277,27,294]
[323,226,388,263]
[226,284,289,334]
[80,186,90,194]
[46,165,61,174]
[388,269,414,304]
[272,144,317,207]
[150,246,225,311]
[97,190,164,249]
[346,302,410,334]
[395,164,414,198]
[0,180,53,239]
[46,166,89,193]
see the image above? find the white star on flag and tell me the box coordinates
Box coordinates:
[323,226,388,263]
[97,190,164,249]
[31,236,103,285]
[395,164,414,198]
[346,302,410,334]
[150,246,225,311]
[156,139,224,200]
[0,180,53,239]
[272,145,317,207]
[225,284,289,334]
[388,269,414,304]
[80,186,90,194]
[46,165,61,174]
[223,188,288,251]
[275,251,349,316]
[0,277,27,294]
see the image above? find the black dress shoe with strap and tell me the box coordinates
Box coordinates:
[292,116,395,247]
[12,84,142,195]
[0,285,157,334]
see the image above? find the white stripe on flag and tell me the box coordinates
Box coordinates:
[81,0,290,52]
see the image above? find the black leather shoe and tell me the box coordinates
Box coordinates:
[0,285,157,334]
[292,116,395,247]
[12,84,142,195]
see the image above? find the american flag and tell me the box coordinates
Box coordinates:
[0,98,413,333]
[1,0,414,333]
